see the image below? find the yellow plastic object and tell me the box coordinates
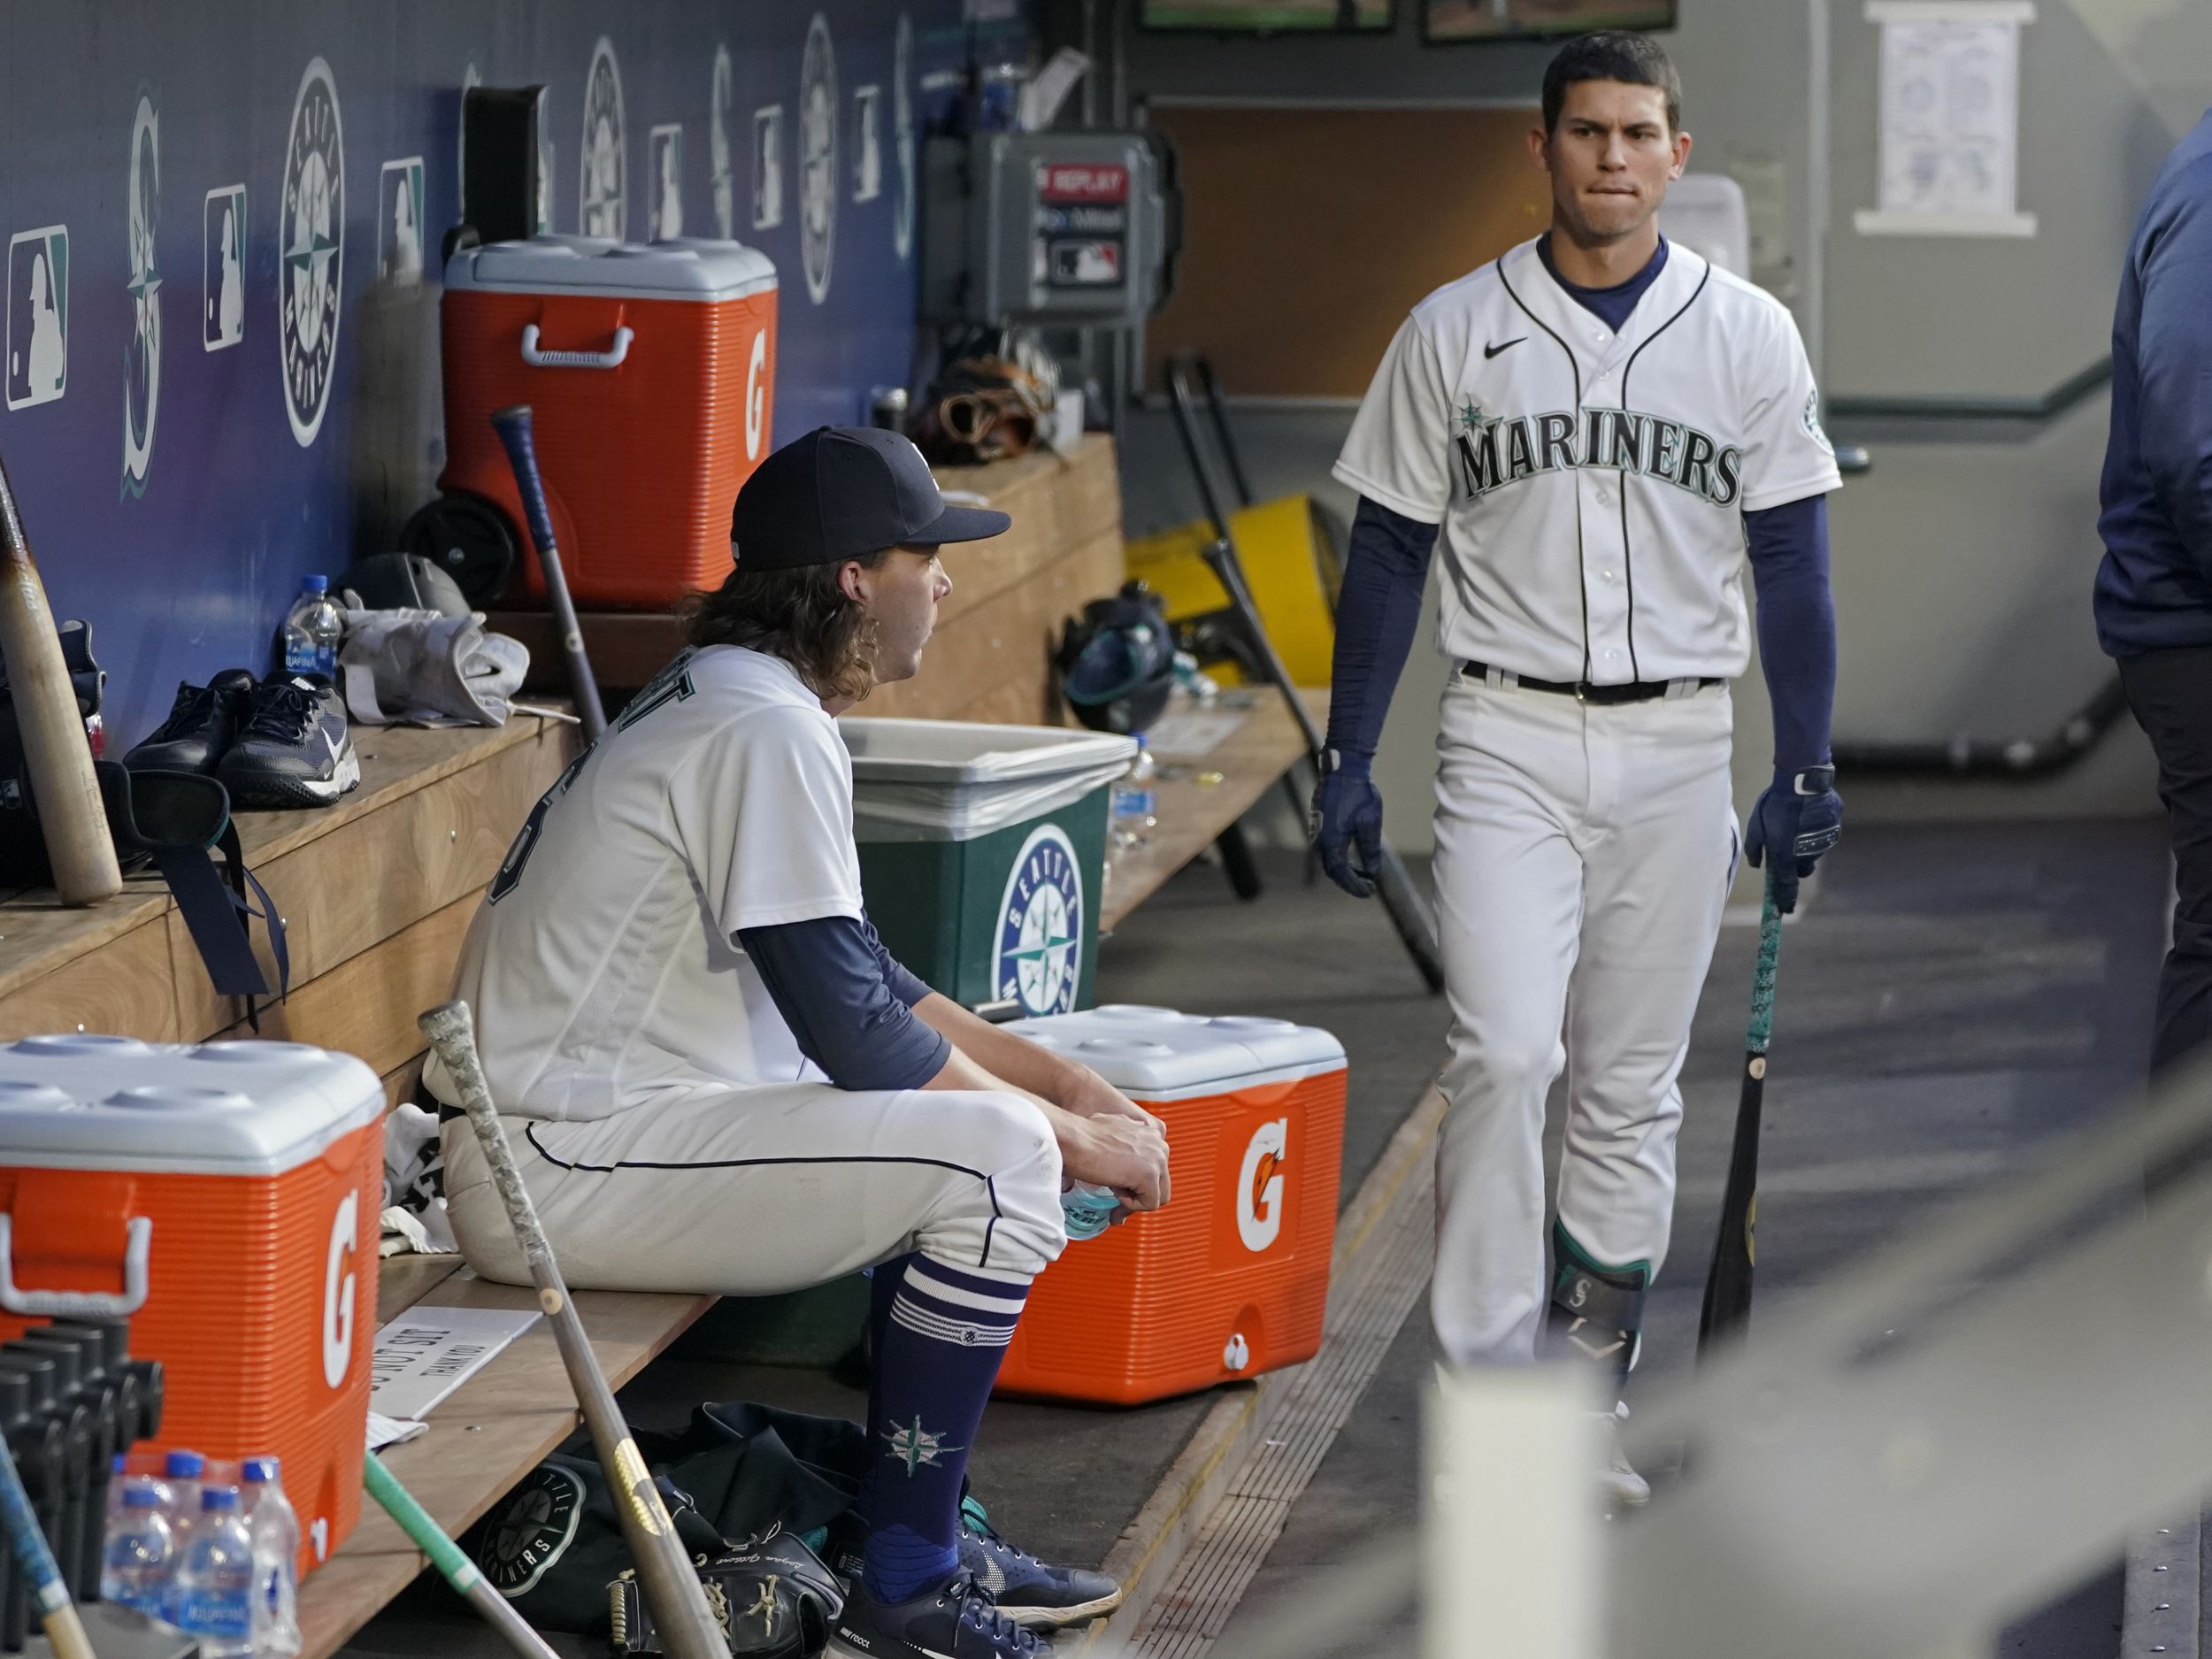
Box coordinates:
[1124,494,1337,687]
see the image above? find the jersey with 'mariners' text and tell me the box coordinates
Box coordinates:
[1333,236,1841,686]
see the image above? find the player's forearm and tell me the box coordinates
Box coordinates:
[1745,494,1838,772]
[1323,497,1439,763]
[912,991,1090,1106]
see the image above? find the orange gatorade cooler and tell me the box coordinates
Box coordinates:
[437,235,779,608]
[995,1006,1347,1405]
[0,1036,383,1575]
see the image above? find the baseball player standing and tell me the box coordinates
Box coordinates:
[1310,33,1843,1503]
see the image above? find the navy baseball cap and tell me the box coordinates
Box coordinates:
[729,426,1012,570]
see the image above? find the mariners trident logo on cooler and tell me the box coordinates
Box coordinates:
[998,825,1082,1016]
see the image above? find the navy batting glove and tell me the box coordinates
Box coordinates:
[1310,749,1385,899]
[1744,764,1843,915]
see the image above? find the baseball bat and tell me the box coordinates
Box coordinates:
[1697,871,1786,1354]
[490,406,607,744]
[0,457,119,907]
[418,1001,725,1659]
[0,1433,91,1659]
[365,1451,564,1659]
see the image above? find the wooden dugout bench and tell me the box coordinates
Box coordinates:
[0,434,1321,1657]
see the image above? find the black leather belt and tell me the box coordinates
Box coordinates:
[1462,661,1724,704]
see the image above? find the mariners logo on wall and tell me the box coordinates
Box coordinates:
[998,824,1083,1016]
[710,45,736,240]
[580,37,626,239]
[457,61,480,212]
[893,12,917,260]
[122,87,161,497]
[280,57,343,449]
[479,1463,586,1599]
[799,13,837,303]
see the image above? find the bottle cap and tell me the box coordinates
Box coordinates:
[111,1453,126,1476]
[303,574,328,593]
[242,1457,279,1483]
[122,1485,159,1509]
[200,1486,239,1511]
[165,1449,204,1479]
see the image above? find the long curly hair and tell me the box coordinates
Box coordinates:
[680,549,890,703]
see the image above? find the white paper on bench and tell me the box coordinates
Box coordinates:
[369,1304,542,1421]
[1144,709,1248,758]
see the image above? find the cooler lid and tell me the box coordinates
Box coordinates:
[1006,1004,1344,1095]
[0,1037,384,1175]
[445,234,779,302]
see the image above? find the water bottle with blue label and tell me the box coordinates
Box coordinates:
[1110,736,1157,853]
[243,1455,303,1656]
[98,1479,174,1617]
[1062,1182,1124,1240]
[164,1486,255,1657]
[281,575,342,678]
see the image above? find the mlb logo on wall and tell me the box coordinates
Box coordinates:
[379,157,425,287]
[204,186,246,350]
[6,226,67,411]
[649,124,682,241]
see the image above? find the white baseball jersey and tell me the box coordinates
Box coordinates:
[1333,237,1841,686]
[429,644,864,1122]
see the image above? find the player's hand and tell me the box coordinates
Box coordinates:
[1744,764,1843,915]
[1311,749,1385,899]
[1060,1110,1171,1213]
[1058,1067,1164,1135]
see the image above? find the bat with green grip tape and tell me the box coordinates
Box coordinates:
[1698,870,1785,1355]
[365,1452,563,1659]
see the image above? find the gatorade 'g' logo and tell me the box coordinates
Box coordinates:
[1236,1118,1288,1254]
[745,331,768,459]
[322,1192,357,1388]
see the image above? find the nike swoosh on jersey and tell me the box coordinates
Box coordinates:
[1484,338,1527,359]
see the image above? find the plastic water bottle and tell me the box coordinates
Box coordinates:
[155,1448,204,1536]
[165,1486,254,1657]
[1110,736,1157,852]
[1062,1182,1123,1241]
[281,575,341,678]
[98,1480,173,1617]
[242,1456,302,1656]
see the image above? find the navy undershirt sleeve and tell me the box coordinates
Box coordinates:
[1744,494,1838,772]
[739,912,950,1092]
[1324,496,1440,763]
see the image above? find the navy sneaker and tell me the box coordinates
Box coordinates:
[828,1572,1050,1659]
[125,669,257,774]
[217,675,359,808]
[958,1500,1121,1629]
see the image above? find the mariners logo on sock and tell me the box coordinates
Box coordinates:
[998,824,1082,1016]
[280,57,343,448]
[883,1414,962,1478]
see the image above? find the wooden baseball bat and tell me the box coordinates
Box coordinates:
[489,406,607,743]
[0,457,119,906]
[0,1433,91,1659]
[1697,872,1785,1355]
[365,1451,564,1659]
[418,1001,725,1659]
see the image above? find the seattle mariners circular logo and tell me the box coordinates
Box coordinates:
[997,824,1083,1016]
[480,1463,585,1598]
[799,13,837,303]
[893,13,916,260]
[580,37,626,239]
[280,57,342,449]
[122,87,161,496]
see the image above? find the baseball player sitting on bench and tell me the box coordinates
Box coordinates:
[1311,33,1842,1504]
[428,426,1172,1659]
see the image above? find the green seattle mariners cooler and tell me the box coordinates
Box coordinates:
[841,719,1136,1017]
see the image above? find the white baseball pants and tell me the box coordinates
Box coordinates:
[1428,675,1738,1368]
[442,1082,1068,1294]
